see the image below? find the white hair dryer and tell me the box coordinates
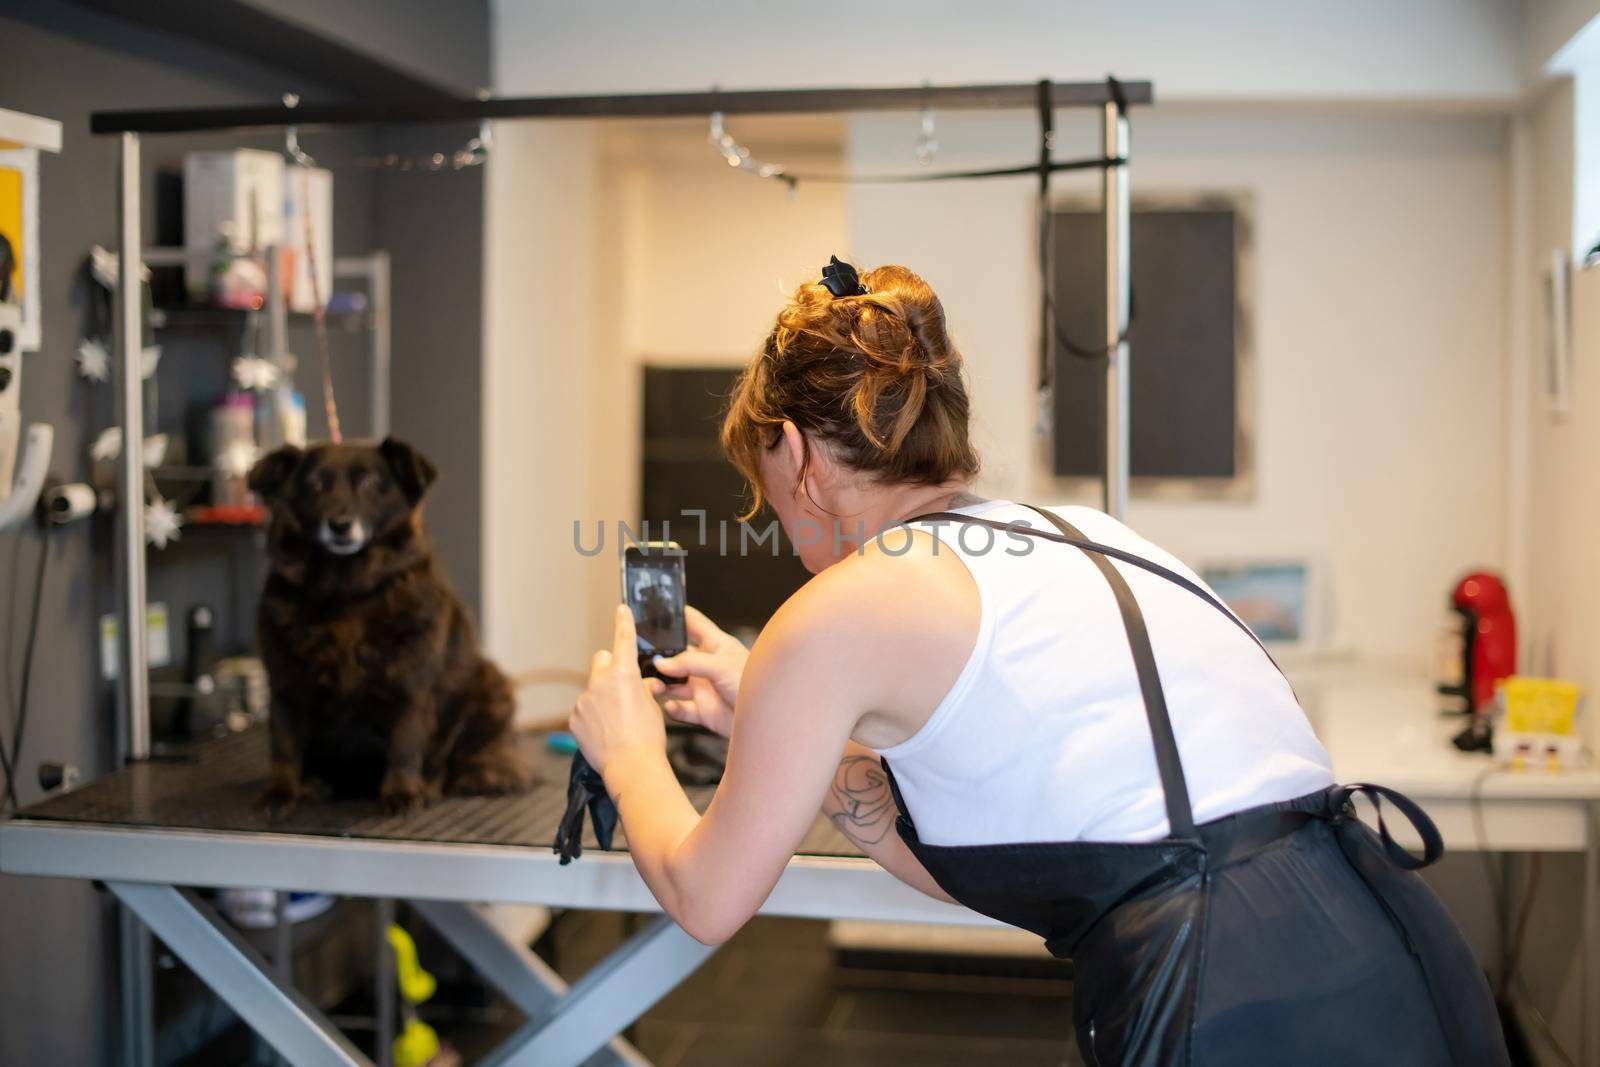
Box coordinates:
[0,300,53,533]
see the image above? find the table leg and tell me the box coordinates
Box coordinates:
[375,898,396,1067]
[1585,802,1598,1067]
[118,904,155,1067]
[274,890,294,1067]
[107,882,370,1067]
[410,900,651,1065]
[461,911,716,1067]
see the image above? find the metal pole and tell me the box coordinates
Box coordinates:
[275,890,294,1067]
[119,906,155,1067]
[90,81,1154,136]
[375,898,395,1067]
[370,251,391,440]
[1584,802,1598,1066]
[116,131,150,762]
[266,244,287,366]
[1101,101,1131,519]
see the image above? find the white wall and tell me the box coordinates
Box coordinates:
[1515,75,1600,726]
[482,115,850,670]
[493,0,1521,105]
[486,3,1533,669]
[481,119,606,708]
[578,121,852,642]
[1525,0,1600,79]
[1493,76,1594,1059]
[603,119,850,362]
[848,107,1510,662]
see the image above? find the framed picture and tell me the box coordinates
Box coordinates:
[1198,558,1322,654]
[0,148,41,351]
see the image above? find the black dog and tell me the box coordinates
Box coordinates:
[248,437,533,818]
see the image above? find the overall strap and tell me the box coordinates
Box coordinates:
[912,507,1198,840]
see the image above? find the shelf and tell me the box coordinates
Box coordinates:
[186,504,266,528]
[150,304,367,330]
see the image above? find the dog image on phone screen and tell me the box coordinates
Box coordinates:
[248,437,533,818]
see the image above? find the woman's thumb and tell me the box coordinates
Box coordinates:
[653,648,714,680]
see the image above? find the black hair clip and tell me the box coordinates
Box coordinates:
[820,255,867,298]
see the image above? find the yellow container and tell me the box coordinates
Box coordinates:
[1500,677,1583,736]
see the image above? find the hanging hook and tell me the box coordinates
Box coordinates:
[707,106,788,184]
[282,93,315,167]
[915,83,938,167]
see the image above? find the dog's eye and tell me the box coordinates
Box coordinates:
[314,469,337,492]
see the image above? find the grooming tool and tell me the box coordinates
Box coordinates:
[0,298,52,533]
[175,604,217,739]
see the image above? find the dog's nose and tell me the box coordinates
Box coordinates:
[328,518,354,537]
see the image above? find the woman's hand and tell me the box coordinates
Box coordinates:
[646,605,748,738]
[570,606,668,777]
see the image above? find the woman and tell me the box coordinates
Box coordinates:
[569,260,1506,1065]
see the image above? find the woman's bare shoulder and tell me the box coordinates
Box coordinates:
[758,529,979,695]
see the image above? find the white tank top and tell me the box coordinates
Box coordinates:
[875,501,1334,845]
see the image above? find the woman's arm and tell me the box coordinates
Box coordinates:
[822,741,955,903]
[570,540,976,943]
[650,609,954,904]
[589,586,864,944]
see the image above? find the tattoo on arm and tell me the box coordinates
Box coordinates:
[827,755,895,847]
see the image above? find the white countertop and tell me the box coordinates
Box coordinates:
[1310,676,1600,802]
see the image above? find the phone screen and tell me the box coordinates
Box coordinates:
[623,546,687,657]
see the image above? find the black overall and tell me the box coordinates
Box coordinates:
[884,508,1508,1067]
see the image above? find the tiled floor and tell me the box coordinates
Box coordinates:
[541,913,1086,1067]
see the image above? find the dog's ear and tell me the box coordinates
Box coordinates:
[248,445,304,500]
[380,436,437,504]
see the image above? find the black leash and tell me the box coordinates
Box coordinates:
[1036,76,1136,383]
[776,153,1124,187]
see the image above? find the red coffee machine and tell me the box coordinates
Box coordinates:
[1437,572,1516,751]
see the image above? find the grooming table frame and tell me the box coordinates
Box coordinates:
[0,731,987,1066]
[80,76,1144,1066]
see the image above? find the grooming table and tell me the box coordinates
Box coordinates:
[0,729,984,1067]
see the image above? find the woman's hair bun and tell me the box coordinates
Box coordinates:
[721,262,979,516]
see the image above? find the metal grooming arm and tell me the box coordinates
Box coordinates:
[1101,94,1131,520]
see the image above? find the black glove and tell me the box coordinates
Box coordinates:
[553,753,618,865]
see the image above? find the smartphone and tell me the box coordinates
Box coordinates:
[622,541,687,680]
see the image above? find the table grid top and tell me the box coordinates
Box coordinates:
[11,727,860,858]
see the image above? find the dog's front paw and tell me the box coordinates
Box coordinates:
[379,771,429,816]
[450,752,536,796]
[259,783,301,822]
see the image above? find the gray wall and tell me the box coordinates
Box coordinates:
[0,1,486,1061]
[374,125,486,620]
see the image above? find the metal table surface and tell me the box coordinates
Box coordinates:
[5,726,857,854]
[0,726,977,923]
[0,727,986,1067]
